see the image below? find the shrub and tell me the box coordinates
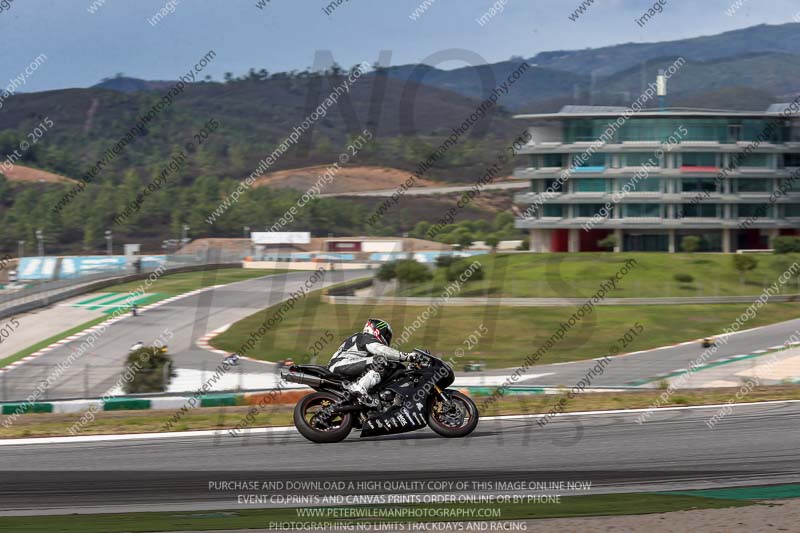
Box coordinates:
[516,237,530,251]
[435,254,455,268]
[681,236,700,253]
[395,259,432,283]
[732,254,758,283]
[673,273,694,283]
[773,236,800,254]
[455,232,474,250]
[597,234,617,251]
[123,346,175,394]
[484,234,500,252]
[446,260,484,283]
[375,262,397,282]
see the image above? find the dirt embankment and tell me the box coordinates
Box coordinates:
[253,165,443,194]
[1,164,75,184]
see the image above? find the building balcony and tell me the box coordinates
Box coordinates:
[513,166,789,179]
[515,191,800,204]
[516,141,795,155]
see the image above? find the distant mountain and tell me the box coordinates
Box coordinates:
[530,23,800,76]
[379,23,800,111]
[87,24,800,113]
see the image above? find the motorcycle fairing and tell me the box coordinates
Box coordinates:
[360,402,427,437]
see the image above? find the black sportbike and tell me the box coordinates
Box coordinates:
[281,349,479,443]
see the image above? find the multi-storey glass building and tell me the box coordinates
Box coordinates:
[514,105,800,252]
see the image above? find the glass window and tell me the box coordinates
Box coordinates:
[543,178,564,193]
[779,178,798,192]
[626,176,661,192]
[738,204,771,218]
[624,204,661,217]
[624,153,660,167]
[572,153,605,168]
[542,204,563,217]
[784,154,800,167]
[681,178,718,193]
[732,153,770,168]
[542,153,564,167]
[576,204,606,217]
[681,204,718,217]
[681,153,718,167]
[786,205,800,217]
[737,179,770,192]
[728,124,742,142]
[574,178,606,192]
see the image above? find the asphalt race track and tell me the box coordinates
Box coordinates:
[1,401,799,515]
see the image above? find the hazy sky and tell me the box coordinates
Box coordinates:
[2,0,799,92]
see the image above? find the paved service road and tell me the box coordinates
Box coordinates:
[320,181,528,198]
[0,402,799,515]
[0,269,368,401]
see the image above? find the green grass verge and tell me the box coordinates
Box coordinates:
[0,494,753,532]
[397,253,800,298]
[105,268,283,295]
[211,288,800,367]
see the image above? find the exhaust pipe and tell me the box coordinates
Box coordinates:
[281,370,330,388]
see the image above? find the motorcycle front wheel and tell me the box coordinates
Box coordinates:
[427,390,479,438]
[293,391,354,443]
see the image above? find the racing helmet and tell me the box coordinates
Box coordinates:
[363,318,393,346]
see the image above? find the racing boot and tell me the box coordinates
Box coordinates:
[345,369,381,408]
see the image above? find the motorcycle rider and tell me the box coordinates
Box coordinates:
[129,340,145,352]
[328,319,417,406]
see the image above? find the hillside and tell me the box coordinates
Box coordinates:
[0,76,519,184]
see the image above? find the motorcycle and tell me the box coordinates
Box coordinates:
[281,349,479,443]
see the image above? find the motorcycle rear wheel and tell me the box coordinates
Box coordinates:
[428,390,479,438]
[293,391,354,443]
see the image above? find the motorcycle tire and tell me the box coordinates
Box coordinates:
[428,390,479,438]
[293,391,354,443]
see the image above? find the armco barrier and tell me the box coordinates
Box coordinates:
[0,263,240,320]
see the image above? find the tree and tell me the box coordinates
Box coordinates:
[732,254,758,284]
[455,232,474,250]
[435,254,455,268]
[597,234,617,251]
[772,255,800,291]
[485,234,500,253]
[375,262,397,282]
[395,260,432,283]
[446,259,484,283]
[493,212,514,231]
[773,236,800,254]
[411,221,431,240]
[123,346,175,394]
[681,236,701,253]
